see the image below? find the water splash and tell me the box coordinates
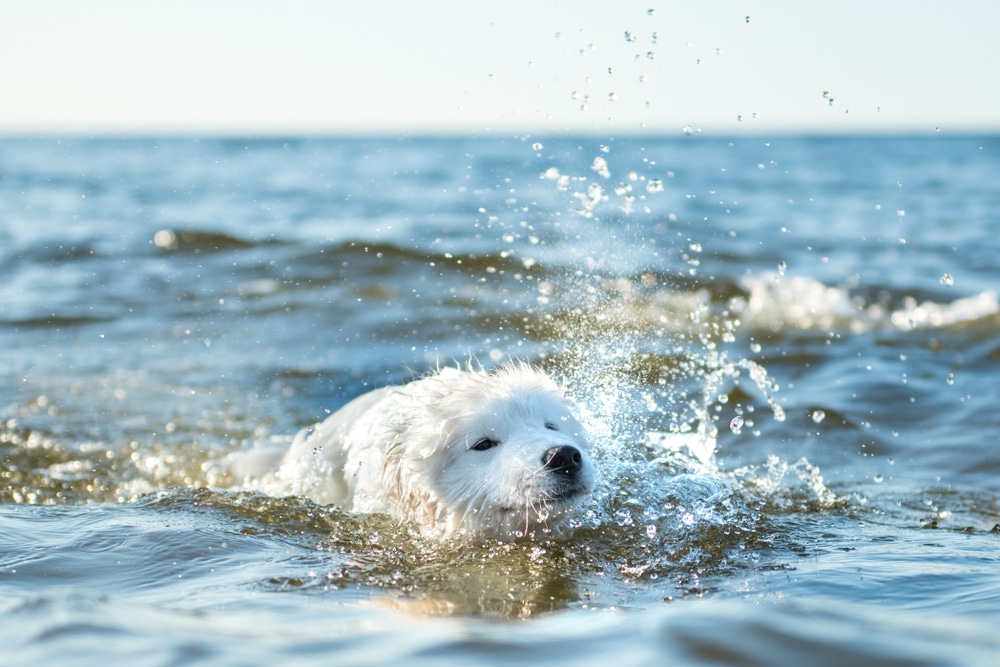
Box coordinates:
[518,144,826,578]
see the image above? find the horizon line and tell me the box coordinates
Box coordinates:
[3,125,998,140]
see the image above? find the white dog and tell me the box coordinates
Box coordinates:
[269,364,595,539]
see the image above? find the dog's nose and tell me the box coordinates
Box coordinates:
[542,445,582,475]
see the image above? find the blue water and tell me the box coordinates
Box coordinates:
[2,135,999,666]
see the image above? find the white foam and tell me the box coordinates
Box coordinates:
[889,290,1000,329]
[738,272,999,333]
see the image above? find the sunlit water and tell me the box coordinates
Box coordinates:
[2,135,999,665]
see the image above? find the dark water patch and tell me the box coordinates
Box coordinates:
[2,313,120,329]
[771,404,858,433]
[27,243,102,265]
[151,229,261,254]
[294,240,547,282]
[890,487,1000,533]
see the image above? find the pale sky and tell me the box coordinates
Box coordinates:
[2,0,997,135]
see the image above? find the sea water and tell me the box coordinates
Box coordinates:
[2,135,999,665]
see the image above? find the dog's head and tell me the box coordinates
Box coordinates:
[385,364,595,539]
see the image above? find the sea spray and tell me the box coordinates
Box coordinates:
[527,142,836,559]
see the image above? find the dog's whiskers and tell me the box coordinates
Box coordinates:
[527,461,551,479]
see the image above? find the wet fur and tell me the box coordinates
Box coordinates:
[270,364,595,539]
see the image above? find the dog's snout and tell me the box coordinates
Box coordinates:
[542,445,582,475]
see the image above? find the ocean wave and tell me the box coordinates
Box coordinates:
[539,269,1000,343]
[1,313,120,329]
[151,229,259,254]
[740,272,1000,334]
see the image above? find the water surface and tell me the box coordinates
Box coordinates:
[2,135,999,665]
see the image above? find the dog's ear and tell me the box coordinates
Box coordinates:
[380,432,443,526]
[380,433,408,509]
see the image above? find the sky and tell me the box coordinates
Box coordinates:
[2,0,997,136]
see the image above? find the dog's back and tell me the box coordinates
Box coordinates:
[275,386,396,506]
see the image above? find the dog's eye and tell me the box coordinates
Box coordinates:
[545,422,558,431]
[470,437,500,451]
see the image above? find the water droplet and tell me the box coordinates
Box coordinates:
[730,416,744,433]
[153,229,178,250]
[645,524,657,539]
[646,51,656,60]
[647,8,656,16]
[608,91,618,102]
[624,31,636,42]
[591,156,610,178]
[646,179,663,193]
[811,410,826,424]
[531,142,543,151]
[777,260,787,275]
[940,273,954,286]
[946,373,955,385]
[745,16,751,23]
